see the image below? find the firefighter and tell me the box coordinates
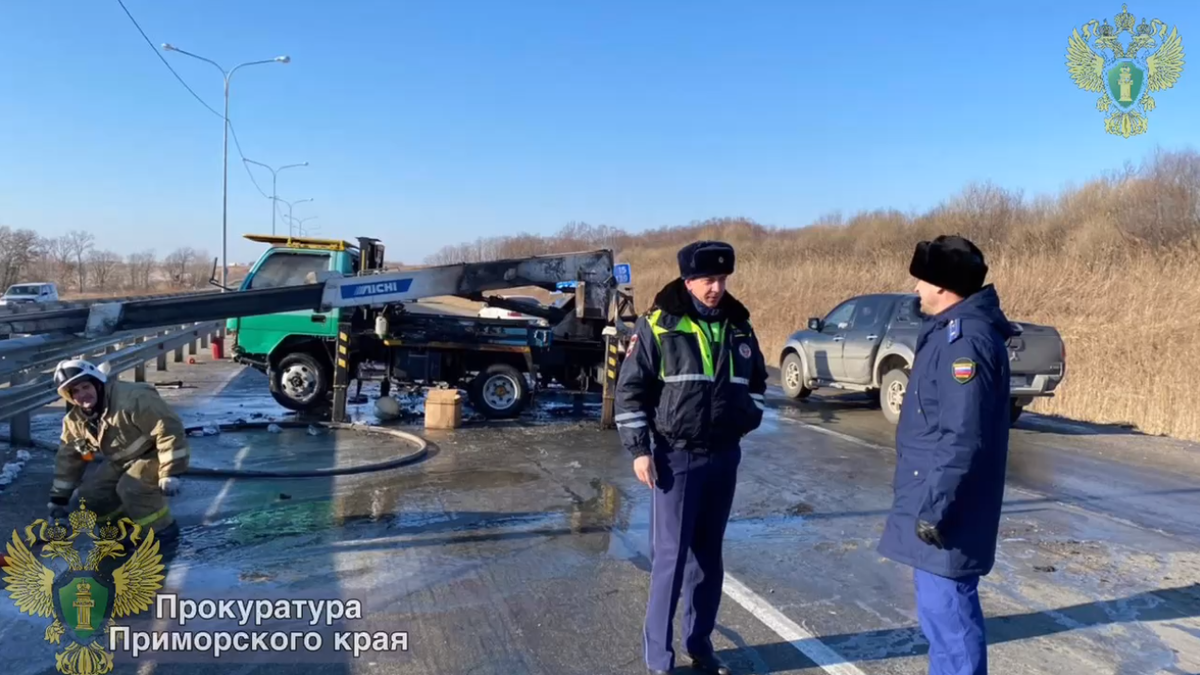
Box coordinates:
[615,240,769,675]
[49,359,189,555]
[877,235,1017,675]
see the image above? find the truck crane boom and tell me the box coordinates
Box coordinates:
[0,249,620,338]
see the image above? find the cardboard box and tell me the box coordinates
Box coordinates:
[425,388,463,429]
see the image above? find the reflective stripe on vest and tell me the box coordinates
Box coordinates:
[648,309,735,381]
[109,433,152,463]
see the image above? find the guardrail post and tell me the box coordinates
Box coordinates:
[134,336,146,382]
[9,370,32,447]
[105,344,116,355]
[200,332,209,349]
[156,335,168,371]
[174,341,184,363]
[188,335,198,356]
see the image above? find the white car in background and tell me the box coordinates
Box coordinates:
[477,295,549,326]
[0,282,59,306]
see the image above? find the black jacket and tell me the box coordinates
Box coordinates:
[614,278,769,457]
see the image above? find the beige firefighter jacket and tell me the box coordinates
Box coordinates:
[51,380,190,501]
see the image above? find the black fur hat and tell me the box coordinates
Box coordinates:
[909,235,987,298]
[677,240,735,279]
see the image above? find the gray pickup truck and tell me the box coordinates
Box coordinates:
[778,292,1066,425]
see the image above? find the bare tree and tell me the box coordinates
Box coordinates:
[127,250,157,291]
[35,236,72,289]
[163,247,200,288]
[186,250,213,290]
[86,250,122,291]
[62,230,95,292]
[0,226,41,290]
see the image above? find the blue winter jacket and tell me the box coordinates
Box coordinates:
[877,285,1016,579]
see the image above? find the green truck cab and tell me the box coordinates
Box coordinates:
[225,234,375,411]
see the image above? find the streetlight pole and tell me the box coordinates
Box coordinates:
[290,215,319,236]
[273,197,313,236]
[161,44,290,291]
[243,159,307,236]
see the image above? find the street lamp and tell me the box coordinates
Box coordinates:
[289,215,320,237]
[161,43,290,291]
[243,159,307,236]
[273,197,313,236]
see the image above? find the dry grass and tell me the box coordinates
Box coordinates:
[427,147,1200,442]
[622,239,1200,441]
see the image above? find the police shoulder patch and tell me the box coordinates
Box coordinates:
[738,343,752,359]
[951,357,976,383]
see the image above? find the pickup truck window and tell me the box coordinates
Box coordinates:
[823,300,856,331]
[850,297,887,331]
[893,295,921,326]
[248,252,331,290]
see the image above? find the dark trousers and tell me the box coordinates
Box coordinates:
[643,446,741,671]
[914,568,987,675]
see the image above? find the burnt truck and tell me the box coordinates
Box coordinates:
[778,292,1066,425]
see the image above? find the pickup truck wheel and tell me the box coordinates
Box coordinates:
[1010,400,1024,426]
[881,368,908,425]
[780,352,812,399]
[469,364,530,419]
[271,352,329,411]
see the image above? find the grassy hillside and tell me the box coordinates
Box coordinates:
[426,148,1200,441]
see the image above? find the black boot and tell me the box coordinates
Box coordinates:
[154,522,181,566]
[687,653,731,675]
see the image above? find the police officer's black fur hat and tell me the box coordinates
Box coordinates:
[678,240,735,279]
[909,235,988,298]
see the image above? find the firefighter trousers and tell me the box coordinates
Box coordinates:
[77,456,174,533]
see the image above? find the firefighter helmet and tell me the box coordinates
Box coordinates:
[53,359,107,399]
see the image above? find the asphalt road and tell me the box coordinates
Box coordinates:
[1,354,1199,674]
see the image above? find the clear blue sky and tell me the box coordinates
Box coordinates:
[2,1,1197,265]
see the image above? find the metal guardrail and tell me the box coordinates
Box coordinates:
[0,321,224,446]
[0,289,221,319]
[0,330,156,383]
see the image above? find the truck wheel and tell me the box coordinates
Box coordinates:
[271,352,329,412]
[880,368,909,425]
[780,352,812,399]
[469,363,530,418]
[1010,400,1024,426]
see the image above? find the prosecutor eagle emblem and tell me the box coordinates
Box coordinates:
[2,501,165,675]
[1066,3,1185,137]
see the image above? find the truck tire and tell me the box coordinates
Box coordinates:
[469,363,530,419]
[780,352,812,399]
[1009,400,1024,426]
[880,367,909,425]
[271,352,330,412]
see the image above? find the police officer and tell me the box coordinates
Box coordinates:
[877,235,1016,675]
[49,359,189,559]
[615,240,768,675]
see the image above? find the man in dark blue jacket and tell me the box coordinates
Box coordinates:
[615,240,769,675]
[877,235,1016,675]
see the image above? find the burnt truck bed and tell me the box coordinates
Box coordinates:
[348,306,609,419]
[778,292,1066,425]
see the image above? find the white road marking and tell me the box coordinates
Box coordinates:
[722,574,868,675]
[780,415,893,452]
